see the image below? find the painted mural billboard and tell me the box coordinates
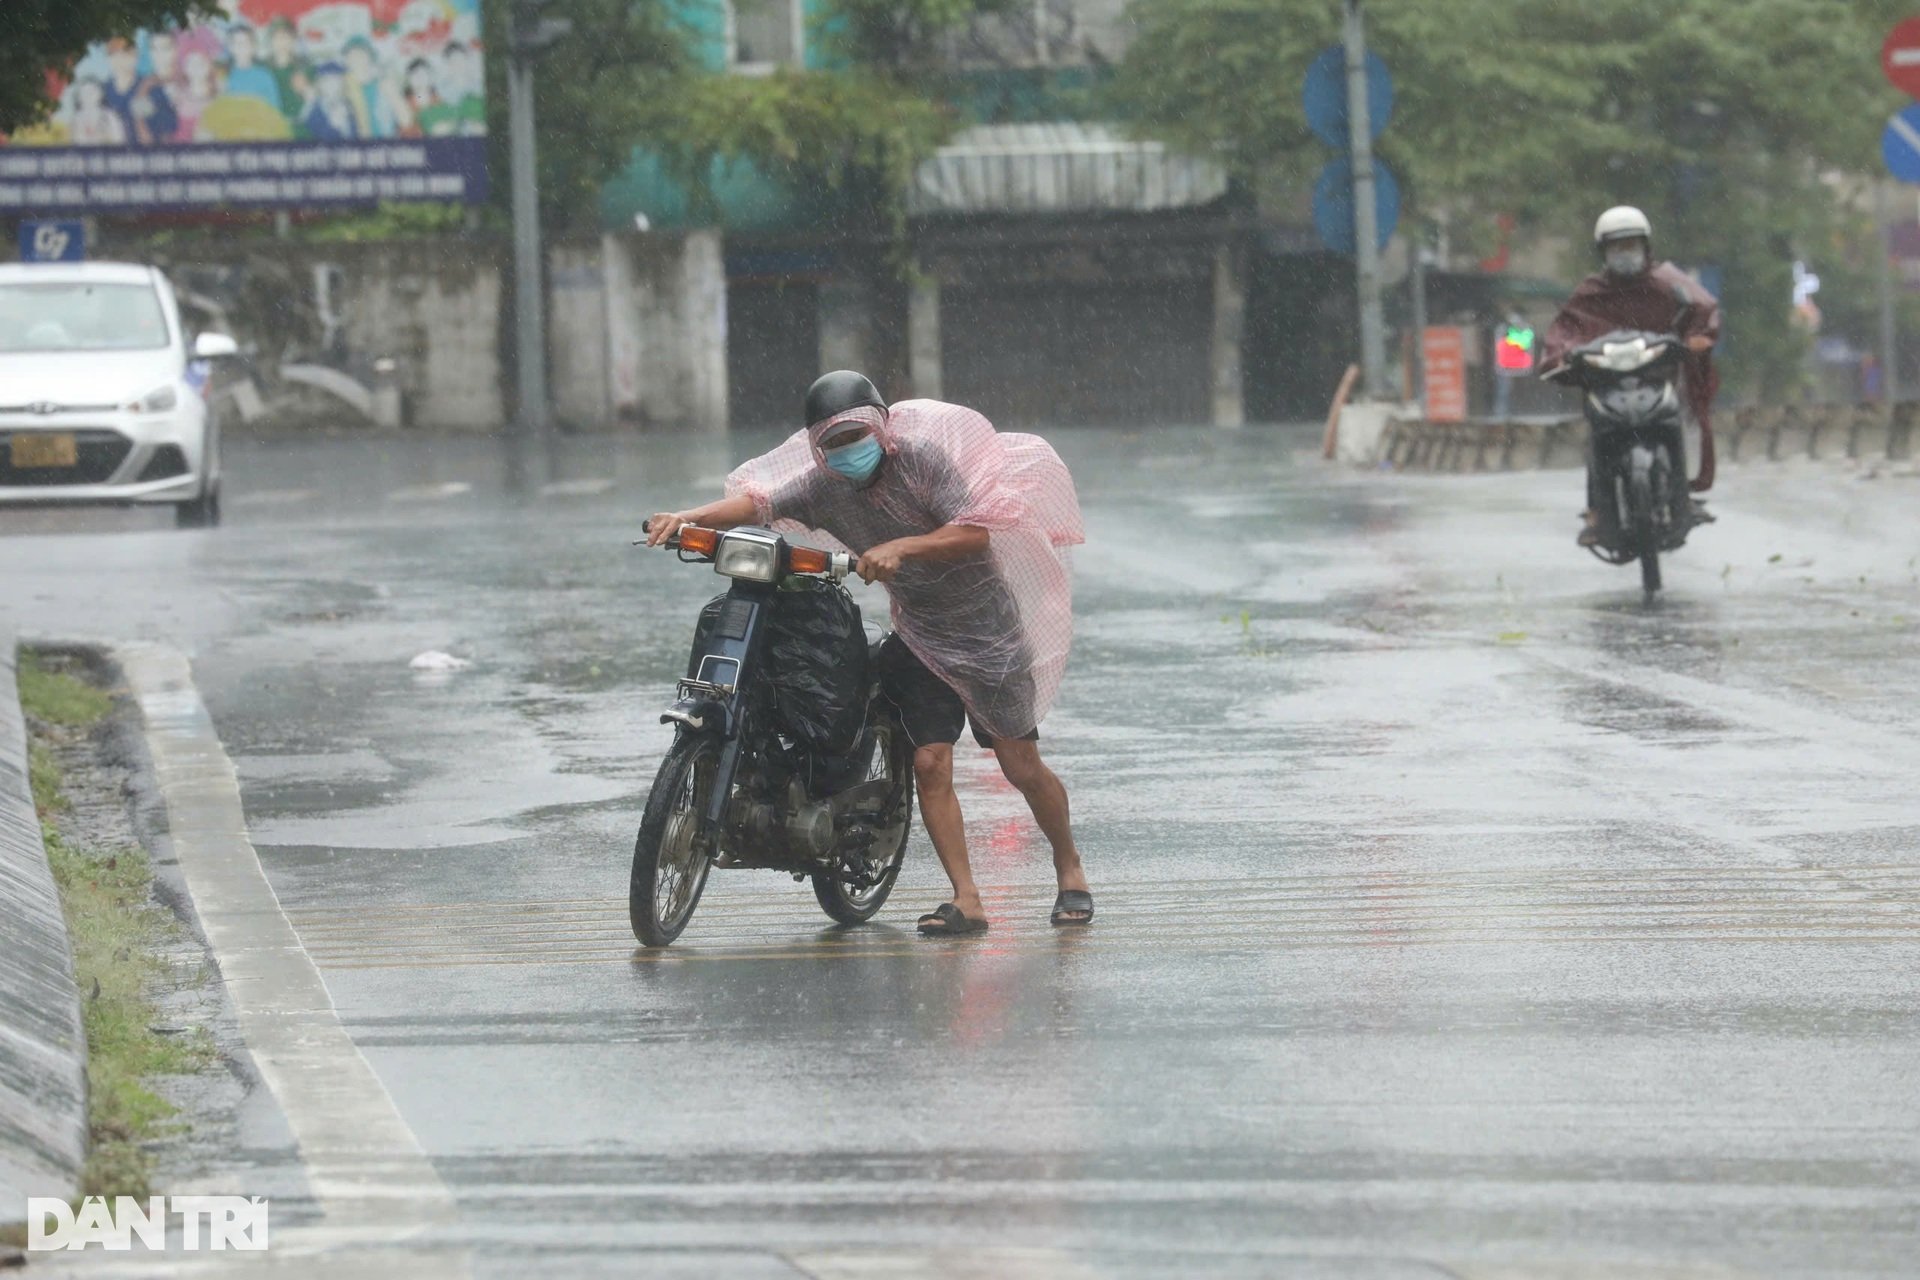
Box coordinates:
[0,0,488,214]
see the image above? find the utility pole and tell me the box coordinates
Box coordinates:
[1878,181,1901,412]
[1343,0,1389,401]
[508,0,571,443]
[1409,234,1430,412]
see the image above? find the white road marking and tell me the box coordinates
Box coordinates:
[386,482,473,502]
[225,488,317,508]
[1452,1263,1750,1280]
[787,1247,1108,1279]
[112,643,464,1275]
[539,478,616,497]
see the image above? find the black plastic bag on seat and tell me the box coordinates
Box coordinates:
[766,581,867,754]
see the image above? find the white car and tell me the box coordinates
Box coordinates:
[0,261,237,527]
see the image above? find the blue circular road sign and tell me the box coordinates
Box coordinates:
[1303,47,1394,150]
[1313,157,1400,256]
[1883,104,1920,185]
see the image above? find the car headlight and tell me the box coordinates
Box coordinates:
[714,531,781,582]
[126,385,178,414]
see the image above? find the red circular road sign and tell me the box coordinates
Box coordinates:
[1885,19,1920,98]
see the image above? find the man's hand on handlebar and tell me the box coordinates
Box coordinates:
[857,540,906,584]
[644,513,688,547]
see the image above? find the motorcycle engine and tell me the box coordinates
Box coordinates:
[786,803,836,859]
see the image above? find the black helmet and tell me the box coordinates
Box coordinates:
[805,370,885,428]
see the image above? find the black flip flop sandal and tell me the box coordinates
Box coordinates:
[1050,889,1094,926]
[917,903,989,936]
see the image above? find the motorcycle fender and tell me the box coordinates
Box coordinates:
[661,695,728,735]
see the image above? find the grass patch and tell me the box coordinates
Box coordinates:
[19,648,211,1202]
[18,650,112,728]
[29,739,64,816]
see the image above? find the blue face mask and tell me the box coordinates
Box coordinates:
[823,435,884,484]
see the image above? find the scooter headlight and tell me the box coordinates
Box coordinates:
[714,530,781,582]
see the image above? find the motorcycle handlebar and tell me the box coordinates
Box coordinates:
[635,520,860,582]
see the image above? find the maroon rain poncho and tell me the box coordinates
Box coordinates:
[1541,261,1722,492]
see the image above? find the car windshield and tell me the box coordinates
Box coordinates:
[0,282,170,354]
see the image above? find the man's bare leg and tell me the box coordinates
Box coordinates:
[990,739,1091,918]
[913,743,985,921]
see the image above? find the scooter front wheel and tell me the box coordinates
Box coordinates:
[630,734,720,947]
[1623,453,1662,599]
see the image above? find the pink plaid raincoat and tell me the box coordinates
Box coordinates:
[726,400,1084,740]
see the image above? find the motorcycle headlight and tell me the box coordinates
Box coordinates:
[126,384,178,414]
[1597,341,1659,372]
[714,531,781,582]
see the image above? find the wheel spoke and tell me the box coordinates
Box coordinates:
[652,750,711,929]
[840,727,907,907]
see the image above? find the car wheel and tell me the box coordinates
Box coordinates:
[175,480,221,529]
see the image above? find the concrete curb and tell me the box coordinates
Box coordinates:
[113,643,459,1259]
[0,643,87,1226]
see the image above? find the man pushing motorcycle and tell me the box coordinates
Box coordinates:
[646,371,1093,934]
[1542,206,1721,549]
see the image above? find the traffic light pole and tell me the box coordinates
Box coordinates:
[507,45,549,442]
[1344,0,1389,401]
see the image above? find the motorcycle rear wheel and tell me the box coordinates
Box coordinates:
[630,733,720,947]
[812,715,914,925]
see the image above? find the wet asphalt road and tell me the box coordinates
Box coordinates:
[5,428,1920,1277]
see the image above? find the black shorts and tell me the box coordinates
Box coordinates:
[876,635,1038,750]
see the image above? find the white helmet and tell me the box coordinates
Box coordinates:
[1593,205,1653,247]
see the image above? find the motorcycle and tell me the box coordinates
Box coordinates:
[628,522,915,947]
[1548,328,1707,597]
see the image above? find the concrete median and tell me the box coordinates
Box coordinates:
[0,642,86,1229]
[1365,401,1920,474]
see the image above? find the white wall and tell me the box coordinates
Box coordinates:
[330,240,506,430]
[549,242,611,428]
[602,229,728,432]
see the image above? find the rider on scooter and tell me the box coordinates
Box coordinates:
[1541,206,1720,548]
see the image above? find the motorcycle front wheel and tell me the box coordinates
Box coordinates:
[1638,538,1662,595]
[1621,459,1662,598]
[812,715,914,925]
[630,733,720,947]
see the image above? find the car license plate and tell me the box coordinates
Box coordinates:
[11,434,78,469]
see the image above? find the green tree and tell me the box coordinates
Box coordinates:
[666,0,1016,252]
[679,0,1013,255]
[1113,0,1913,398]
[0,0,202,133]
[664,69,954,239]
[820,0,1019,70]
[482,0,694,234]
[491,0,1003,249]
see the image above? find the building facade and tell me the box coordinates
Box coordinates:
[597,0,1256,431]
